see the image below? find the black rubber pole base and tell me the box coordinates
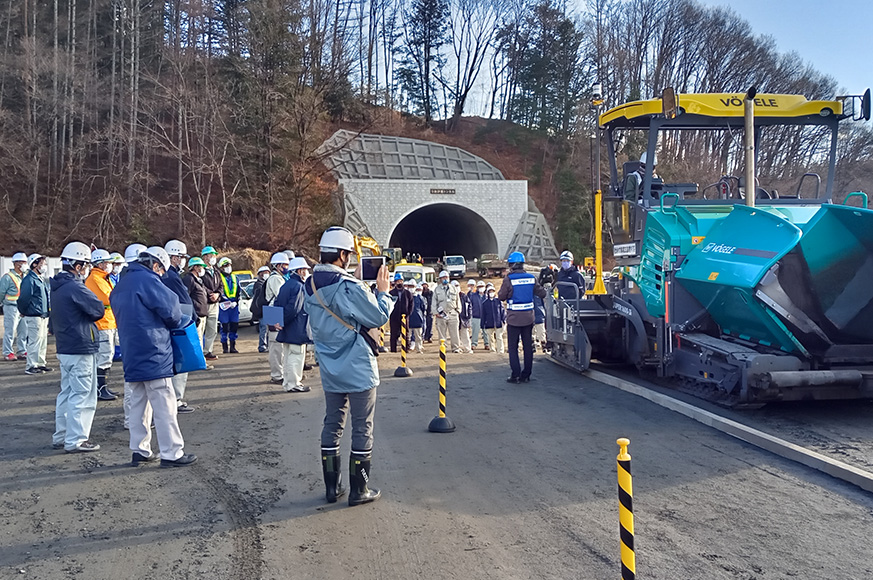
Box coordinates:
[428,416,456,433]
[394,366,413,377]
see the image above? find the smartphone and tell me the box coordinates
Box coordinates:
[360,256,386,281]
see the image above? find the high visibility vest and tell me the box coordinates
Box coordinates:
[221,272,239,299]
[4,270,21,301]
[506,272,535,311]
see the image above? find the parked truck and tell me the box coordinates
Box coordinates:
[477,253,508,277]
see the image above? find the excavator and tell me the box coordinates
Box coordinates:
[353,236,403,270]
[546,88,873,404]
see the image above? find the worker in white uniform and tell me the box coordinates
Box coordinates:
[433,270,461,352]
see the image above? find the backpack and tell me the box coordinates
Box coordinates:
[250,280,267,320]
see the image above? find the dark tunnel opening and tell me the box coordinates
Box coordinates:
[389,203,499,261]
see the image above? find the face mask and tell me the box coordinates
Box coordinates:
[488,292,495,299]
[207,256,217,266]
[38,264,48,275]
[194,268,204,278]
[441,279,448,285]
[113,265,123,275]
[178,258,188,269]
[561,260,571,270]
[222,266,232,274]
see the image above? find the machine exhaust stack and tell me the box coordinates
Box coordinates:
[744,87,757,208]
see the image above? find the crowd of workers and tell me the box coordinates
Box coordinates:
[1,226,589,505]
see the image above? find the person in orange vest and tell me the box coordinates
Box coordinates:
[217,257,241,353]
[1,252,28,361]
[85,249,120,401]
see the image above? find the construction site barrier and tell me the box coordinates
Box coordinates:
[428,339,455,433]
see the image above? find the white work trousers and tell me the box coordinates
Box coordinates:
[203,303,219,354]
[435,314,460,351]
[96,328,116,370]
[486,328,505,354]
[282,343,306,390]
[459,322,471,352]
[24,316,48,368]
[268,330,284,381]
[123,382,152,430]
[172,372,189,401]
[2,303,26,356]
[534,322,546,345]
[411,328,424,352]
[53,353,98,450]
[128,377,184,460]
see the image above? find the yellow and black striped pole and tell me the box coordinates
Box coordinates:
[394,314,413,377]
[617,438,635,580]
[378,324,387,353]
[428,339,455,432]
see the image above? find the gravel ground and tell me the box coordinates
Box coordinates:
[1,326,872,580]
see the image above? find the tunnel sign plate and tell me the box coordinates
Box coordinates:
[430,188,456,195]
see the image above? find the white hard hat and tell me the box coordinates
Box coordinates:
[11,252,27,262]
[640,151,656,166]
[439,270,449,278]
[124,243,147,262]
[284,250,296,260]
[451,280,460,287]
[257,266,270,274]
[318,226,356,252]
[109,252,125,264]
[476,281,485,288]
[288,257,309,271]
[61,241,92,262]
[164,239,188,257]
[143,246,171,271]
[270,252,290,265]
[560,250,574,262]
[467,279,476,286]
[27,253,44,267]
[91,249,111,264]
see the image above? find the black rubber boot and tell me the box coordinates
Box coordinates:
[349,452,381,506]
[229,340,239,354]
[321,449,347,503]
[221,341,229,354]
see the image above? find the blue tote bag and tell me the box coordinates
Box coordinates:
[170,320,208,373]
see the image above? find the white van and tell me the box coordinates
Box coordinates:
[393,264,436,285]
[442,255,466,279]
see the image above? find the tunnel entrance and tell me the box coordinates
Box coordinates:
[389,203,499,261]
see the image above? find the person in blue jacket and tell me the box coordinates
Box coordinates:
[18,253,52,375]
[50,242,106,453]
[275,257,312,393]
[163,240,196,414]
[304,226,393,506]
[468,280,488,350]
[110,246,197,468]
[481,285,506,354]
[556,250,586,301]
[408,281,426,353]
[498,252,547,383]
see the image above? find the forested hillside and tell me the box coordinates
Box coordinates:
[0,0,871,257]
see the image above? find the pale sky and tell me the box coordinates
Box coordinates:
[699,0,870,96]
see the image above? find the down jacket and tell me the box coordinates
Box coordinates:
[49,271,105,355]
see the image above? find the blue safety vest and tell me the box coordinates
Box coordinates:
[507,271,535,311]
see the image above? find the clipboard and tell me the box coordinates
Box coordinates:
[262,305,284,326]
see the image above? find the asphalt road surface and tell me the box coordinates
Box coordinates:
[2,325,872,579]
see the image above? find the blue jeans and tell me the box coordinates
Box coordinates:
[258,321,268,351]
[54,354,98,449]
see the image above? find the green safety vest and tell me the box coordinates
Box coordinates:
[221,272,239,299]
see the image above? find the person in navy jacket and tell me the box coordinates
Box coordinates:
[480,285,506,354]
[110,246,197,468]
[50,242,106,453]
[275,257,312,392]
[497,252,547,383]
[163,240,197,414]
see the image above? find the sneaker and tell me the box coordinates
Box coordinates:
[24,367,43,375]
[258,348,268,353]
[269,378,283,385]
[66,441,100,453]
[303,363,313,371]
[177,403,195,414]
[105,387,120,397]
[506,376,520,384]
[39,366,54,372]
[286,384,311,393]
[204,352,218,360]
[51,442,64,449]
[205,364,215,371]
[520,376,532,383]
[4,353,16,361]
[160,454,198,468]
[17,353,27,361]
[131,452,158,466]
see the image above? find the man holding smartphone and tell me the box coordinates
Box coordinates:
[304,226,393,506]
[388,273,412,352]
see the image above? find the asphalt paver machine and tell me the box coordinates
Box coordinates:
[547,89,873,404]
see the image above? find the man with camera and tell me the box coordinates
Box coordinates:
[304,226,393,506]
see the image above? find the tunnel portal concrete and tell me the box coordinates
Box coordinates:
[389,203,499,260]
